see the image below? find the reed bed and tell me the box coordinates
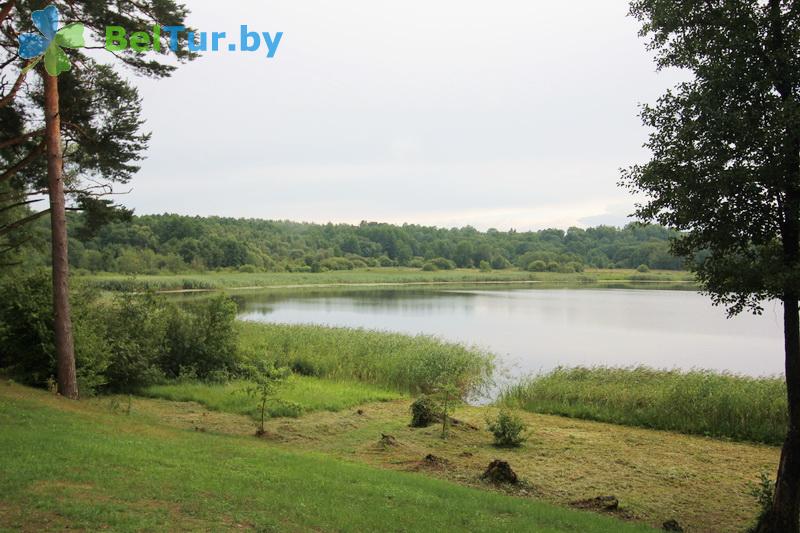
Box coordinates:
[498,366,787,445]
[238,322,495,398]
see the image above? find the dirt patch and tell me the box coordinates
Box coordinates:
[571,495,637,520]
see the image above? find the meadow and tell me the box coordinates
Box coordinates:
[79,267,695,293]
[498,366,788,445]
[0,383,658,533]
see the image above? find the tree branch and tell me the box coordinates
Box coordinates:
[0,141,44,183]
[0,1,15,28]
[0,128,45,149]
[0,207,49,237]
[0,66,29,109]
[0,197,42,214]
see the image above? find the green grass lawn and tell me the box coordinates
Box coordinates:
[78,267,695,292]
[142,376,402,419]
[0,383,656,532]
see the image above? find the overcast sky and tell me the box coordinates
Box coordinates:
[118,0,686,230]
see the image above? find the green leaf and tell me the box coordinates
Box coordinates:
[44,44,71,76]
[55,23,85,49]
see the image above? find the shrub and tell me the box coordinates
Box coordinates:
[526,260,547,272]
[479,260,492,272]
[637,264,650,273]
[428,257,456,270]
[163,296,239,380]
[487,409,527,447]
[491,256,511,270]
[0,271,111,395]
[320,257,355,271]
[103,292,170,392]
[421,262,438,272]
[410,395,440,427]
[0,272,242,395]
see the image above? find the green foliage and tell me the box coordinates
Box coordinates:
[0,271,241,394]
[0,270,110,395]
[636,264,650,273]
[747,471,776,533]
[410,394,440,427]
[162,296,238,379]
[487,409,527,448]
[238,322,494,397]
[44,213,688,275]
[623,1,800,314]
[499,366,787,444]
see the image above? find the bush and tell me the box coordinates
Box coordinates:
[526,260,547,272]
[427,257,456,270]
[637,264,650,273]
[487,409,527,447]
[410,395,440,427]
[0,272,242,394]
[162,296,239,380]
[0,271,111,395]
[421,262,438,272]
[479,260,492,272]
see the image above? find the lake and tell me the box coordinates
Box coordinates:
[234,285,785,378]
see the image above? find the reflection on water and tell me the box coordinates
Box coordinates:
[232,286,784,378]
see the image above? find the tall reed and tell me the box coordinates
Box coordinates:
[498,366,787,444]
[238,322,495,398]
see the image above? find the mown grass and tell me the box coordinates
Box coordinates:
[498,366,787,445]
[142,376,401,419]
[0,383,657,533]
[79,268,695,292]
[237,321,495,398]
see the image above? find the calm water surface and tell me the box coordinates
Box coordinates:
[236,287,784,378]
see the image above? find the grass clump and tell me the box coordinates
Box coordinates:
[238,322,495,398]
[498,366,787,444]
[142,375,401,419]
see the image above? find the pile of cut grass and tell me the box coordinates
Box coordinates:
[238,322,495,398]
[142,375,401,419]
[498,366,787,444]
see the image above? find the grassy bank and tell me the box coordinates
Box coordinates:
[0,383,657,533]
[122,386,776,533]
[142,376,401,419]
[238,321,495,397]
[498,366,787,445]
[79,268,695,292]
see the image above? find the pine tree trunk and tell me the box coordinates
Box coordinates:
[43,72,78,400]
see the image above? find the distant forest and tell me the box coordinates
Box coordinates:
[9,214,683,274]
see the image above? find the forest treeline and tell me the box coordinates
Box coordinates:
[19,214,686,274]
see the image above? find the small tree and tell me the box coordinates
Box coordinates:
[244,361,289,436]
[433,382,460,439]
[487,409,527,448]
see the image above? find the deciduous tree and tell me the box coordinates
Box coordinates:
[622,1,800,530]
